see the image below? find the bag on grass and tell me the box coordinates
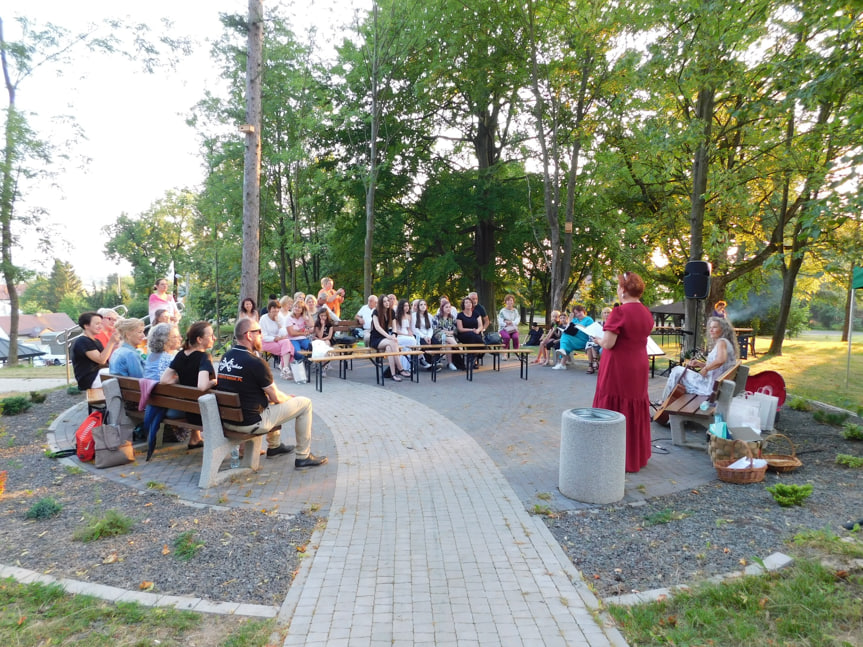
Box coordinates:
[93,418,135,469]
[75,411,102,462]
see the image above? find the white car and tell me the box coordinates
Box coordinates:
[35,355,66,366]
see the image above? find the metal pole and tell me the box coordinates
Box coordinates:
[847,281,855,390]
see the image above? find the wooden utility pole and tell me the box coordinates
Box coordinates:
[239,0,264,315]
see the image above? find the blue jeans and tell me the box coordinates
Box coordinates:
[290,337,311,356]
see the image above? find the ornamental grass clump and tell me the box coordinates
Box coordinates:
[841,422,863,441]
[25,497,63,519]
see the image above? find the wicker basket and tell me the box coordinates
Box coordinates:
[713,440,767,484]
[761,433,802,473]
[707,433,761,464]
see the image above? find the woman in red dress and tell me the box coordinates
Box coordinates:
[592,272,655,472]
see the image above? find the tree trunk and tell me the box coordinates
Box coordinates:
[683,86,714,356]
[1,20,20,366]
[239,0,264,314]
[767,244,804,356]
[363,0,381,301]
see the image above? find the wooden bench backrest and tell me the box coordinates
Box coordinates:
[333,318,359,333]
[109,375,245,423]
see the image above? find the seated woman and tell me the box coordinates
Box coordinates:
[392,299,416,372]
[285,300,312,357]
[433,300,458,371]
[238,297,259,322]
[94,308,121,359]
[660,316,738,403]
[261,300,295,380]
[158,321,218,455]
[313,306,335,376]
[108,318,146,378]
[278,295,294,327]
[143,323,202,453]
[533,310,562,365]
[456,296,484,345]
[585,307,612,375]
[497,294,521,351]
[413,299,436,369]
[369,295,410,381]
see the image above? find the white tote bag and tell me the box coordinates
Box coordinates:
[291,359,307,384]
[727,395,762,433]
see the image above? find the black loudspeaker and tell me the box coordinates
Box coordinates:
[683,261,710,299]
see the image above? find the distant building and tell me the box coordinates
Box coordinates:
[0,313,77,340]
[0,284,27,318]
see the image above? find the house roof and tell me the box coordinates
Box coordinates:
[0,338,46,361]
[0,313,77,338]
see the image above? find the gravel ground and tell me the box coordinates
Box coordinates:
[544,405,863,598]
[0,390,320,606]
[1,390,861,607]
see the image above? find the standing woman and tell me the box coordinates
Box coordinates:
[238,297,259,322]
[592,272,655,473]
[369,295,410,382]
[159,321,218,451]
[149,278,180,323]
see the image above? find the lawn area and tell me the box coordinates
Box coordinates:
[745,334,863,412]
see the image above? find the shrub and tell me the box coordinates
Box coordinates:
[766,483,813,507]
[74,509,135,542]
[0,396,32,415]
[813,410,849,426]
[29,391,47,404]
[25,497,63,519]
[173,531,205,561]
[788,396,813,412]
[841,423,863,441]
[836,454,863,469]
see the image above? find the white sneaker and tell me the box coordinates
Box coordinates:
[280,367,292,380]
[552,363,567,370]
[419,358,429,369]
[448,363,457,371]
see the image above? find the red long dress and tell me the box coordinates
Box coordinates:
[592,301,654,472]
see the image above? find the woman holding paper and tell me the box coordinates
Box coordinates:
[592,272,655,472]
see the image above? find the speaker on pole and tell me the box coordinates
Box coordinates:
[683,261,710,299]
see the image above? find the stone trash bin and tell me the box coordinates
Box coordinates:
[559,408,626,504]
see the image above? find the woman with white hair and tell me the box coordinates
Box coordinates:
[661,316,738,400]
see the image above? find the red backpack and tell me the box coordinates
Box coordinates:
[75,411,102,462]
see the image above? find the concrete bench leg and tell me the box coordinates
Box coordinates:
[197,394,263,488]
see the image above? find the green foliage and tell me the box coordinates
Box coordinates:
[836,454,863,469]
[73,510,135,542]
[765,483,813,507]
[66,385,81,395]
[787,396,813,412]
[24,497,63,520]
[172,530,205,561]
[0,395,33,415]
[813,409,849,426]
[29,391,47,403]
[841,423,863,441]
[643,508,690,526]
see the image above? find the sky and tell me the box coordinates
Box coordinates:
[6,0,366,287]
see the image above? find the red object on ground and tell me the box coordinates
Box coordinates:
[745,371,786,409]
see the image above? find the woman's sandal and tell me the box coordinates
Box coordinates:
[399,370,411,377]
[392,375,403,382]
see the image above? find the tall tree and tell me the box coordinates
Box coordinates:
[240,0,264,313]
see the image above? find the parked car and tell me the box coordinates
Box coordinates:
[34,355,66,367]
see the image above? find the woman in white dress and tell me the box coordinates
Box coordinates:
[661,316,737,400]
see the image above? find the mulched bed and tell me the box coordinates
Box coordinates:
[544,405,863,598]
[0,390,319,606]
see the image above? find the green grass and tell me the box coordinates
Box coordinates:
[173,530,205,561]
[0,577,283,646]
[642,508,690,526]
[609,531,863,645]
[73,510,135,542]
[746,335,863,410]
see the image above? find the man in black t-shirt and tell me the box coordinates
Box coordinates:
[217,318,327,469]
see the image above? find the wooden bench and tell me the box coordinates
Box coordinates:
[661,363,750,448]
[102,376,265,488]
